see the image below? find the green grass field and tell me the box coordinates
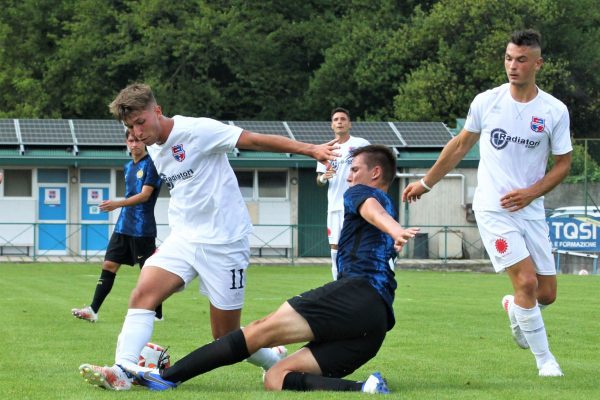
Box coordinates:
[0,263,598,399]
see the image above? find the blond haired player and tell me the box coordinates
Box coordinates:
[79,83,339,390]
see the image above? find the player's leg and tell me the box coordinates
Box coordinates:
[72,233,129,322]
[135,237,164,320]
[115,266,183,368]
[155,301,313,386]
[506,258,562,376]
[192,237,285,370]
[327,211,342,280]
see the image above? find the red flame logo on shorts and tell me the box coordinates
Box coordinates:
[495,238,508,254]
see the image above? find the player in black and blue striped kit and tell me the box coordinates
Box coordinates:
[125,145,419,394]
[72,130,163,323]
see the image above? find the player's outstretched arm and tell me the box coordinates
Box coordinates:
[99,186,155,212]
[236,130,339,165]
[402,129,479,203]
[358,198,419,251]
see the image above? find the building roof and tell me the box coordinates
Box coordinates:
[0,118,477,168]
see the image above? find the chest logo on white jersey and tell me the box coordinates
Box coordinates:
[530,117,545,133]
[171,144,186,162]
[490,128,541,150]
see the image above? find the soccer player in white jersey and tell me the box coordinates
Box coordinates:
[402,29,572,377]
[78,83,339,391]
[316,107,369,280]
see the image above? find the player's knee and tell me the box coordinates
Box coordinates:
[263,367,285,391]
[538,291,556,306]
[515,274,538,296]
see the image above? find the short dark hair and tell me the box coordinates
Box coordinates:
[352,145,397,185]
[509,29,541,49]
[331,107,350,120]
[124,128,133,139]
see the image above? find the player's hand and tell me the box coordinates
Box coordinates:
[402,181,428,203]
[313,138,340,169]
[99,200,118,212]
[500,189,535,212]
[393,227,420,252]
[323,168,336,180]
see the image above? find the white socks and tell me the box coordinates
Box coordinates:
[331,249,338,280]
[513,303,556,368]
[115,308,155,367]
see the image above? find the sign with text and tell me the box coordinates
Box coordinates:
[547,216,600,252]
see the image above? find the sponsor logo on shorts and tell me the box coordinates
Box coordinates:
[490,128,541,150]
[494,237,509,255]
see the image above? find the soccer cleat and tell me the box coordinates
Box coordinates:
[79,364,133,390]
[539,360,564,377]
[501,295,529,349]
[71,306,98,323]
[126,367,177,391]
[362,372,390,394]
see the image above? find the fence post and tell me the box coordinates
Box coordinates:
[443,226,448,264]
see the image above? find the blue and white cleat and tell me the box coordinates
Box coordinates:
[130,368,177,391]
[362,372,390,394]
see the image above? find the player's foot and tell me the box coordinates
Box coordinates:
[539,360,564,377]
[71,306,98,323]
[79,364,133,390]
[501,295,529,349]
[122,366,177,391]
[362,372,390,394]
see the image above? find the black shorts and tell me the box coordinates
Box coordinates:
[104,232,156,267]
[287,277,389,378]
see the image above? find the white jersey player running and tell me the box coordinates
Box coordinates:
[402,30,572,377]
[78,83,339,391]
[317,107,369,280]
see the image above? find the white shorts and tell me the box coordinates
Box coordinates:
[327,210,344,245]
[144,233,250,310]
[475,211,555,275]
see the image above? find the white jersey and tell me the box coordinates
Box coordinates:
[147,116,252,243]
[316,136,370,212]
[464,83,572,219]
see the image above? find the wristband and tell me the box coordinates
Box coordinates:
[420,178,432,191]
[319,174,328,184]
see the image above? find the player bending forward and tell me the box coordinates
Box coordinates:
[120,145,419,394]
[78,83,339,390]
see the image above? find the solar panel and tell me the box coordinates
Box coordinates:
[351,122,404,147]
[232,121,292,138]
[286,121,332,144]
[0,120,18,144]
[393,122,453,147]
[19,119,74,145]
[72,120,126,146]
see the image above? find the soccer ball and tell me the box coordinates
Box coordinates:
[138,342,170,369]
[578,269,589,276]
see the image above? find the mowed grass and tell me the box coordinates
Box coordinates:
[0,263,598,400]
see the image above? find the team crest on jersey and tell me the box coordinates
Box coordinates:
[530,117,545,133]
[171,144,186,162]
[136,169,144,179]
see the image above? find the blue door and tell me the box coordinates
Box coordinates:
[80,187,110,252]
[38,186,67,254]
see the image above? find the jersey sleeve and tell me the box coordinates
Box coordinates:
[463,93,485,134]
[144,158,162,189]
[195,118,243,154]
[344,185,377,215]
[550,108,573,155]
